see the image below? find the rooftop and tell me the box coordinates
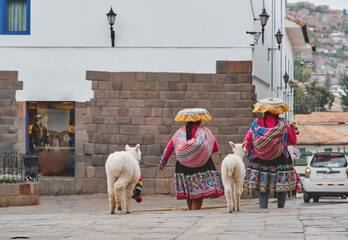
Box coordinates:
[297,124,348,144]
[294,112,348,124]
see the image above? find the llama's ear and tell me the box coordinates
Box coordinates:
[242,141,247,148]
[229,141,236,149]
[125,144,130,151]
[135,144,140,152]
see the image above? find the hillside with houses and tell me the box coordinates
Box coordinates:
[287,2,348,112]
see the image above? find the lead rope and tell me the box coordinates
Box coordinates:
[140,159,168,190]
[162,168,168,191]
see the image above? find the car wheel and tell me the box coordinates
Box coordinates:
[303,192,310,203]
[313,196,319,202]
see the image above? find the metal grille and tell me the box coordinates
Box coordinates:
[0,153,39,183]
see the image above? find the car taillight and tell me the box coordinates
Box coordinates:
[305,168,311,178]
[346,168,348,177]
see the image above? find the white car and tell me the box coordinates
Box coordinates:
[303,152,348,203]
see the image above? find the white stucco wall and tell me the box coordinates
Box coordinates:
[0,0,257,101]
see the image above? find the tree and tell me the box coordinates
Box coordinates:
[325,72,331,88]
[294,81,335,114]
[301,68,312,82]
[340,74,348,112]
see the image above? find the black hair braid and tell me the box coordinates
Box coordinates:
[264,111,279,128]
[186,121,201,140]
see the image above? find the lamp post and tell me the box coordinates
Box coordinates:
[259,8,270,45]
[268,29,284,60]
[106,7,117,47]
[283,72,290,87]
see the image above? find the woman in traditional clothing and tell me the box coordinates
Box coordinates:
[159,108,224,210]
[243,98,298,209]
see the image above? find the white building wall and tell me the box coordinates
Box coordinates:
[0,0,297,103]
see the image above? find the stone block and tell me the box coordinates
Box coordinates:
[0,183,19,196]
[204,83,223,92]
[166,91,180,99]
[1,133,17,143]
[128,135,144,145]
[116,135,129,144]
[168,82,187,91]
[238,126,250,134]
[164,99,181,107]
[95,166,106,178]
[241,92,257,101]
[120,90,131,98]
[91,133,102,143]
[142,178,155,195]
[131,91,147,99]
[135,72,147,81]
[30,182,40,195]
[128,99,145,108]
[86,166,96,178]
[140,126,160,135]
[145,144,162,155]
[82,178,99,194]
[154,134,172,144]
[86,107,101,116]
[184,91,209,99]
[53,178,76,195]
[83,143,95,155]
[105,90,120,99]
[95,144,108,154]
[197,100,212,108]
[155,178,170,194]
[158,73,181,82]
[140,167,157,178]
[120,126,140,135]
[98,81,113,90]
[0,107,16,116]
[219,126,238,134]
[212,108,229,118]
[156,167,174,178]
[19,183,31,195]
[180,100,198,108]
[129,108,142,117]
[91,155,104,166]
[239,108,254,118]
[140,82,155,91]
[211,100,227,108]
[75,170,86,179]
[187,83,204,91]
[0,71,18,81]
[94,90,105,98]
[194,74,212,83]
[97,178,107,193]
[108,125,120,134]
[97,124,108,133]
[181,73,195,82]
[131,117,145,125]
[225,74,252,84]
[111,72,135,82]
[123,82,139,90]
[104,117,115,124]
[144,135,154,144]
[0,81,14,89]
[145,117,162,126]
[211,74,226,83]
[118,107,129,117]
[86,71,110,81]
[155,82,169,91]
[102,134,115,144]
[216,61,252,74]
[229,100,254,108]
[224,83,253,92]
[101,107,119,116]
[210,92,226,100]
[144,99,164,108]
[115,117,131,125]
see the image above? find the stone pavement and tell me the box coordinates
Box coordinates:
[1,194,348,240]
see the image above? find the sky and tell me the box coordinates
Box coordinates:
[287,0,347,11]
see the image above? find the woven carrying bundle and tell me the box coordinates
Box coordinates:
[173,126,215,168]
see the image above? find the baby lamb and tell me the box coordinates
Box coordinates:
[221,141,247,213]
[105,144,141,214]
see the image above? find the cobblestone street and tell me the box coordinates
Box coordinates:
[1,194,348,240]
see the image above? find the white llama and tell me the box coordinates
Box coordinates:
[105,144,141,214]
[221,141,247,213]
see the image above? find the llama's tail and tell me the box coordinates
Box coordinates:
[228,164,235,177]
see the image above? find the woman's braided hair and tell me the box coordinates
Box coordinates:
[186,120,201,140]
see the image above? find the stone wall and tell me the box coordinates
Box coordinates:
[0,71,23,152]
[0,182,39,207]
[78,61,257,196]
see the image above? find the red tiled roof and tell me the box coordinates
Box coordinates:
[294,112,348,124]
[297,125,348,144]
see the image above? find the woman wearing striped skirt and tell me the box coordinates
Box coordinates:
[243,98,298,209]
[159,108,224,210]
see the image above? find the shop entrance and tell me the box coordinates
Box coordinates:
[27,102,75,177]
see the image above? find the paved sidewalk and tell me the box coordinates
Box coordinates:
[1,194,348,240]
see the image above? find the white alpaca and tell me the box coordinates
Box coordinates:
[105,144,141,214]
[221,141,247,213]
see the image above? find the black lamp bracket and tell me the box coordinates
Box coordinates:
[268,47,280,61]
[246,31,262,46]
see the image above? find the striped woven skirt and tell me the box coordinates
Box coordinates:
[244,151,296,193]
[174,157,224,200]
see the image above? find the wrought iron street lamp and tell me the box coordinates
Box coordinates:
[106,7,117,47]
[246,8,270,46]
[268,29,284,60]
[283,72,290,87]
[289,79,295,91]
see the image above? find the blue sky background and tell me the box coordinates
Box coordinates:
[287,0,347,11]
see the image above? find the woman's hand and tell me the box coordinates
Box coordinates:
[159,160,166,171]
